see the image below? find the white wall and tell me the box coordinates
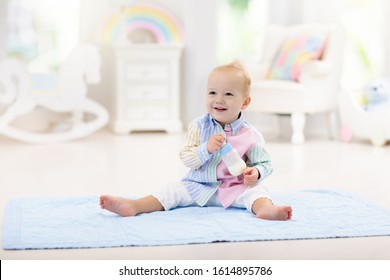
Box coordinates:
[181,0,217,125]
[268,0,342,25]
[0,0,6,60]
[385,1,390,75]
[301,0,343,23]
[268,0,304,25]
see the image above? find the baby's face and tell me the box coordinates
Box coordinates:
[206,70,250,127]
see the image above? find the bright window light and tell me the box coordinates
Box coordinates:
[6,0,80,73]
[341,0,387,88]
[216,0,268,64]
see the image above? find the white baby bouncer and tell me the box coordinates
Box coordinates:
[0,43,109,143]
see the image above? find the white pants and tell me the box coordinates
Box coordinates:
[152,182,272,213]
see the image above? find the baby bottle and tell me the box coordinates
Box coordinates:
[219,143,247,176]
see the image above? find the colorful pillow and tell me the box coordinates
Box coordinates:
[268,30,328,81]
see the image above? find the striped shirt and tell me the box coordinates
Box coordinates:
[180,113,273,208]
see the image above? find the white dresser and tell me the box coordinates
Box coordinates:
[111,45,183,133]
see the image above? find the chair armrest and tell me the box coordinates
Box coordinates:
[299,60,332,81]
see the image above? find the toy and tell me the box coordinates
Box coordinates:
[359,78,390,111]
[339,78,390,146]
[0,43,109,143]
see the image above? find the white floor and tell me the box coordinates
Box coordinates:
[1,129,389,260]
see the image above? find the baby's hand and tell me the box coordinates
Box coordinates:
[207,133,225,154]
[243,167,259,187]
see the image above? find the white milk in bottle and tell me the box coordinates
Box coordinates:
[219,143,247,176]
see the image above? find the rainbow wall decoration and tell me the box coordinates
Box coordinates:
[100,4,184,45]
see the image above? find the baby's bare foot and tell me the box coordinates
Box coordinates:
[100,195,138,217]
[256,205,292,221]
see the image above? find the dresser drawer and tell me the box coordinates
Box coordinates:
[126,84,169,100]
[126,105,170,120]
[126,62,169,81]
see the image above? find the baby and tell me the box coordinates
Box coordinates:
[100,62,292,220]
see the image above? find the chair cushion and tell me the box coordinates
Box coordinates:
[267,29,328,81]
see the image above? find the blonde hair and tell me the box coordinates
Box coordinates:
[212,60,251,97]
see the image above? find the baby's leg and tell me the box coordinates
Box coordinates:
[252,197,292,221]
[100,195,164,217]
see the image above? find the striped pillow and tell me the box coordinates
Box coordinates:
[268,30,328,81]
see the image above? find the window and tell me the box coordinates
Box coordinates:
[216,0,268,64]
[5,0,80,73]
[341,0,387,89]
